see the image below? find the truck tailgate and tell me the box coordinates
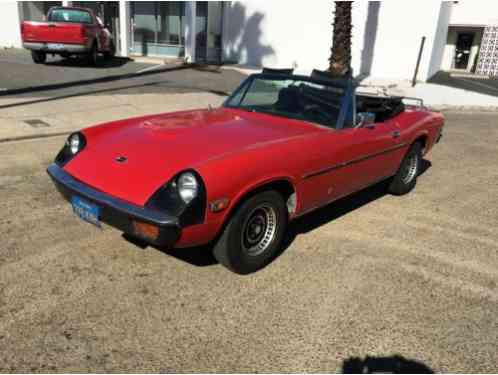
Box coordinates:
[22,21,86,44]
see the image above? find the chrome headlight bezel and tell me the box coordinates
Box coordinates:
[146,169,206,226]
[55,132,87,166]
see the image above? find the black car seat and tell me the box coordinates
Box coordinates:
[275,87,302,113]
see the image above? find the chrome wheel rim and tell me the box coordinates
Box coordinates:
[402,153,419,184]
[241,204,277,256]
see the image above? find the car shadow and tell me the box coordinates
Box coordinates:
[124,159,431,269]
[342,355,434,373]
[122,234,218,267]
[279,159,431,256]
[44,56,133,69]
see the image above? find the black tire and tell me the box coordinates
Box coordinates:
[87,42,98,66]
[103,41,116,60]
[388,142,422,195]
[31,51,46,64]
[213,190,288,274]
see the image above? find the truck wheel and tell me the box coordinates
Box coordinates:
[213,190,288,274]
[103,41,115,60]
[31,51,46,64]
[87,43,98,66]
[388,142,422,195]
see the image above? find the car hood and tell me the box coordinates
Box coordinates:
[64,107,322,206]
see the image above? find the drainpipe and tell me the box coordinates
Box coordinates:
[412,36,426,87]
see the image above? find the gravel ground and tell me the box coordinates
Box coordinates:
[0,112,497,372]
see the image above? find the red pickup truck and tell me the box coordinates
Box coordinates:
[21,6,115,65]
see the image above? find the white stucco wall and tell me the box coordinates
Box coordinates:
[222,0,334,73]
[358,1,450,81]
[223,1,451,81]
[427,2,452,78]
[0,1,22,48]
[450,0,498,26]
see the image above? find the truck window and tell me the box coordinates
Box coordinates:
[48,8,93,24]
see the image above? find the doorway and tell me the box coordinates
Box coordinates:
[454,32,475,70]
[195,2,224,63]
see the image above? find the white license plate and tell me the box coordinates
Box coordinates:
[47,43,65,50]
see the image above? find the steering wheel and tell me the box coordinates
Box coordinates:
[302,104,332,124]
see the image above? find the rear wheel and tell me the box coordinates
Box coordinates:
[213,190,288,274]
[87,43,98,66]
[31,51,46,64]
[388,142,422,195]
[103,41,116,60]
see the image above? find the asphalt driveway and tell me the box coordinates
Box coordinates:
[0,111,497,372]
[0,48,158,92]
[429,71,498,97]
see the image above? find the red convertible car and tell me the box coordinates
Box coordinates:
[47,70,444,274]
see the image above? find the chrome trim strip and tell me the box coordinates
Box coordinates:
[302,142,408,179]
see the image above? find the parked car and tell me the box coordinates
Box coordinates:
[21,6,115,65]
[47,70,444,274]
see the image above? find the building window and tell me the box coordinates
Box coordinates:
[131,1,185,57]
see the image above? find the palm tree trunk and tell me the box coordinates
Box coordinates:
[329,1,353,76]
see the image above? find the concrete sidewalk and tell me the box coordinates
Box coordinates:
[0,67,249,142]
[0,85,226,142]
[358,76,498,110]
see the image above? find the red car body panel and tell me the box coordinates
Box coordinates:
[21,7,113,53]
[63,106,444,248]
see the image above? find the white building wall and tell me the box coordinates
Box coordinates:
[427,2,453,78]
[223,1,451,81]
[0,1,22,48]
[359,1,449,81]
[450,0,498,26]
[222,0,335,73]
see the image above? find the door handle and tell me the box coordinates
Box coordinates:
[392,130,401,138]
[48,23,56,27]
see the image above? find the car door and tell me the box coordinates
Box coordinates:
[298,119,405,213]
[345,118,405,190]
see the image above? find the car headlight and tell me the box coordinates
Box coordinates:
[177,172,198,204]
[55,132,86,167]
[68,133,82,154]
[145,170,206,226]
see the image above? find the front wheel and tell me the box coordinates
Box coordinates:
[31,51,46,64]
[388,142,422,195]
[213,190,288,274]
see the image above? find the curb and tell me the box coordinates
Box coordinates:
[0,131,71,144]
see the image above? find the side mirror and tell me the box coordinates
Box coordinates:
[356,112,376,128]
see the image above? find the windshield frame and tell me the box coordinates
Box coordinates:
[223,73,356,130]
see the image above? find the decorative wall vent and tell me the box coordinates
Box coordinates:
[476,25,498,77]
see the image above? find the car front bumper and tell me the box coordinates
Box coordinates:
[46,163,181,247]
[23,42,89,54]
